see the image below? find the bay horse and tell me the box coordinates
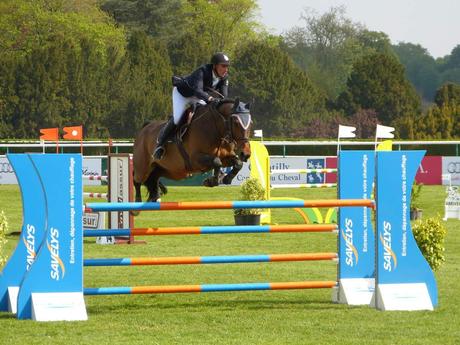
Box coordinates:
[133,98,252,203]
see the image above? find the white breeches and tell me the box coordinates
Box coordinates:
[172,87,206,125]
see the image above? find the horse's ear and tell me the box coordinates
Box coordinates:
[233,97,240,111]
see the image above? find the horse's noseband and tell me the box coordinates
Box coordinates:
[211,102,251,149]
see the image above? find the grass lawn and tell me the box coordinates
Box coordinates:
[0,184,459,345]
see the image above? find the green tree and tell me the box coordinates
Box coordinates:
[281,6,393,99]
[393,42,441,101]
[232,40,326,136]
[398,83,460,139]
[106,31,172,137]
[0,0,127,138]
[169,0,260,74]
[101,0,186,44]
[336,52,421,126]
[434,83,460,107]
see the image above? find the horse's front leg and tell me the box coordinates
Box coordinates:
[221,156,243,185]
[199,154,223,187]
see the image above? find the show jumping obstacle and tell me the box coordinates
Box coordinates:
[82,154,136,243]
[0,150,438,321]
[249,141,338,224]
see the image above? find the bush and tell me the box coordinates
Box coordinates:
[412,216,447,271]
[234,178,266,216]
[0,211,8,267]
[411,182,423,211]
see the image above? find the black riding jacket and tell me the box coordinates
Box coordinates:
[176,64,228,101]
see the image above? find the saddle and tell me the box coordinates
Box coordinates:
[159,103,201,171]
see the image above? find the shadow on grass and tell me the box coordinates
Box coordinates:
[86,295,357,315]
[0,312,17,320]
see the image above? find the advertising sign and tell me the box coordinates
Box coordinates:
[416,156,442,185]
[442,157,460,185]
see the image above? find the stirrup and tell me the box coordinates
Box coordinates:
[153,146,165,160]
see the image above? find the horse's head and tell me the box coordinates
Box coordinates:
[215,98,252,162]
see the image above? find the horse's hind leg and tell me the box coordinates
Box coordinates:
[134,181,142,202]
[144,167,163,202]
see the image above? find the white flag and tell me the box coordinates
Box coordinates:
[254,129,263,138]
[338,125,356,138]
[376,124,395,139]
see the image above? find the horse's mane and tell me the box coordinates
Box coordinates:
[218,98,236,105]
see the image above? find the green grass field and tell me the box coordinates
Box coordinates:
[0,184,459,345]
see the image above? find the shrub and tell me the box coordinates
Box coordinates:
[234,178,266,216]
[0,211,8,267]
[412,216,447,271]
[411,182,423,211]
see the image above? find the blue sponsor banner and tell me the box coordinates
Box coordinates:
[338,151,374,280]
[16,154,83,319]
[376,151,437,306]
[0,155,47,311]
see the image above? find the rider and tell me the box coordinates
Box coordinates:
[153,52,230,160]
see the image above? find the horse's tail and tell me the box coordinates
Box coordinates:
[159,181,168,195]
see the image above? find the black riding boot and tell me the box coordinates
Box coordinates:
[153,117,176,160]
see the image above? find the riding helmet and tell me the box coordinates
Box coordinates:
[211,52,230,66]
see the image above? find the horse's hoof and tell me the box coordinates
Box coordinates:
[130,210,140,217]
[222,175,233,185]
[203,177,218,187]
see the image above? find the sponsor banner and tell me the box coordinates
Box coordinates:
[325,157,337,183]
[82,158,104,186]
[0,156,103,185]
[0,155,448,186]
[0,157,17,184]
[339,151,374,279]
[270,156,337,185]
[442,157,460,185]
[16,154,84,319]
[416,156,442,185]
[375,151,437,309]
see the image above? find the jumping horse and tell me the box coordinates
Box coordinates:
[133,98,252,203]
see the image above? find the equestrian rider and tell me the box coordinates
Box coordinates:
[153,52,230,160]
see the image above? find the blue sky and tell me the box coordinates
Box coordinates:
[257,0,460,58]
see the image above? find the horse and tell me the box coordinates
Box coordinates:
[132,98,252,204]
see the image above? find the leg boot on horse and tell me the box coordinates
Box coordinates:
[152,117,176,160]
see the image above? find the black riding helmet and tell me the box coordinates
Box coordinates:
[211,52,230,66]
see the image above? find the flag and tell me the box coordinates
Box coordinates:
[253,129,263,138]
[376,124,395,139]
[63,125,83,140]
[39,128,59,141]
[338,125,356,138]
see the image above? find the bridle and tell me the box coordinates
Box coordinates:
[209,100,251,151]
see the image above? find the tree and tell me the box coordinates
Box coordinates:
[281,6,392,99]
[169,0,260,74]
[101,0,261,75]
[434,83,460,107]
[393,42,441,101]
[0,0,127,138]
[232,40,326,136]
[336,52,421,126]
[396,82,460,139]
[105,31,172,138]
[101,0,186,44]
